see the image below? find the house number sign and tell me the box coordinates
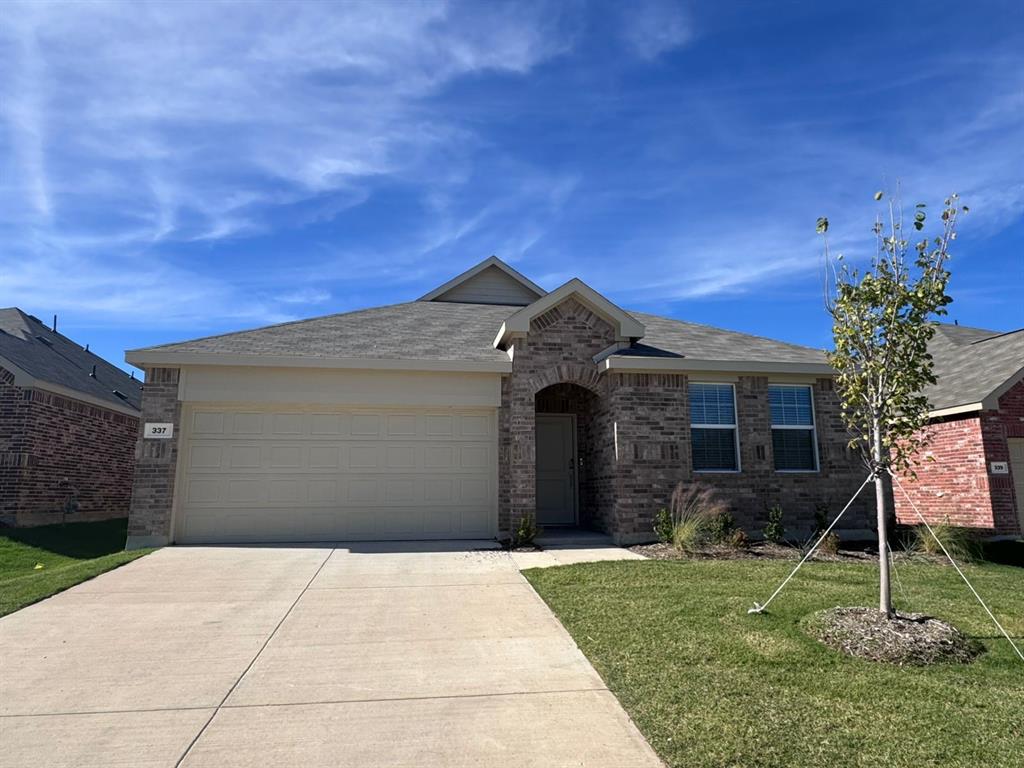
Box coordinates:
[990,461,1009,475]
[144,423,174,439]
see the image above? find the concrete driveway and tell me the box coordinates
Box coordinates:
[0,543,662,767]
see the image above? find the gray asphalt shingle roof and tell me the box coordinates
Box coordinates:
[133,301,829,368]
[614,312,827,364]
[0,308,142,410]
[923,324,1024,412]
[136,302,516,363]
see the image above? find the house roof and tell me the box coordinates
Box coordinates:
[126,302,517,371]
[0,308,142,412]
[614,312,827,365]
[126,294,832,375]
[923,323,1024,415]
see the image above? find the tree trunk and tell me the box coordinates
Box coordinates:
[872,417,893,617]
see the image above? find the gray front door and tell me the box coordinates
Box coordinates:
[535,414,577,526]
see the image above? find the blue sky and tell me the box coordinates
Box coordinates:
[1,0,1022,371]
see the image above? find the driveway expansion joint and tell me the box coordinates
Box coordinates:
[173,547,336,767]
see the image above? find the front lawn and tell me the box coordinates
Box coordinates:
[525,554,1024,768]
[0,518,151,617]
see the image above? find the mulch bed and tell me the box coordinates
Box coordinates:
[631,541,873,562]
[804,606,982,665]
[629,541,949,565]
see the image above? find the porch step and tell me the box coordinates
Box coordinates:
[535,528,614,548]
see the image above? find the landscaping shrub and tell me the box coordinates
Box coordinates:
[819,532,841,555]
[725,528,748,549]
[763,504,786,544]
[813,501,831,535]
[653,508,673,543]
[706,511,736,544]
[666,481,728,552]
[511,512,540,548]
[911,518,980,563]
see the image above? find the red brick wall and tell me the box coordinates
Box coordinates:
[0,367,32,524]
[0,366,139,527]
[893,379,1024,536]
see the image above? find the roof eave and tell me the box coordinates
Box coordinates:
[602,357,834,375]
[125,350,512,374]
[926,402,983,419]
[0,354,140,415]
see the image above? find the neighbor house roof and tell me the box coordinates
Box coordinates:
[923,323,1024,417]
[0,308,142,413]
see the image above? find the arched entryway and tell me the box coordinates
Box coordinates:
[534,382,606,531]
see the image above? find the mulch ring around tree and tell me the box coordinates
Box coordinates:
[803,606,983,665]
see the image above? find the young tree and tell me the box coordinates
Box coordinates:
[818,191,967,616]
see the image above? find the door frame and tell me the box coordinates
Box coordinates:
[535,412,579,526]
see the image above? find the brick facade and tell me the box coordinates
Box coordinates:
[125,367,182,548]
[124,297,886,546]
[893,379,1024,536]
[0,365,138,527]
[497,298,874,544]
[499,298,618,536]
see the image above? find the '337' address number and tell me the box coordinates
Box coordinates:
[144,423,174,439]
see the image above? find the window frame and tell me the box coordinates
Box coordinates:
[768,383,820,473]
[689,381,741,474]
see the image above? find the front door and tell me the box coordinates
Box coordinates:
[535,414,577,526]
[1009,438,1024,532]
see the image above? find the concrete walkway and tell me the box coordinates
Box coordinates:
[0,543,662,767]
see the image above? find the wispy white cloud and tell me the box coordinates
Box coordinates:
[619,0,693,60]
[0,0,578,327]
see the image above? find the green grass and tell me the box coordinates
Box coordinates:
[525,549,1024,768]
[0,518,152,616]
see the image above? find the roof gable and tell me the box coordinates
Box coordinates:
[493,279,645,349]
[419,256,545,305]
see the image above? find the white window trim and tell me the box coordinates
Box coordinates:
[769,383,819,473]
[690,382,741,474]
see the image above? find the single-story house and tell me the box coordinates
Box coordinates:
[124,257,875,549]
[0,308,142,527]
[893,323,1024,537]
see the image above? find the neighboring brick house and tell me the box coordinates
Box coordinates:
[0,309,142,527]
[124,256,874,549]
[893,324,1024,537]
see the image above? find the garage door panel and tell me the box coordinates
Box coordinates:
[191,411,226,435]
[177,406,496,543]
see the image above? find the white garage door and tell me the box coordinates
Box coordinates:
[175,406,497,543]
